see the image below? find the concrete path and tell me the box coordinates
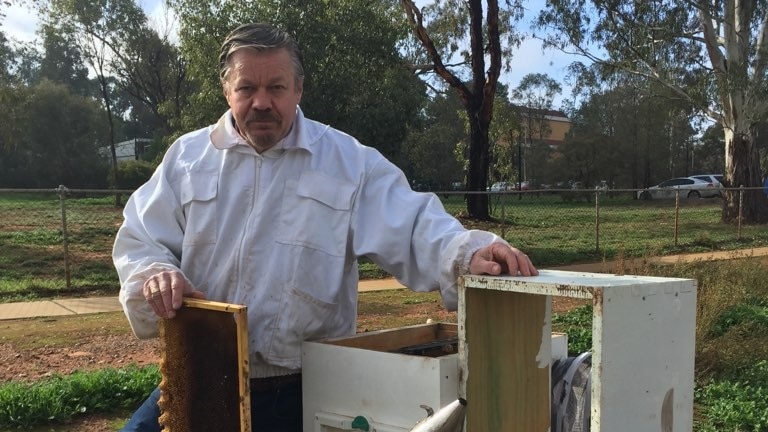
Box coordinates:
[2,247,767,321]
[0,278,410,321]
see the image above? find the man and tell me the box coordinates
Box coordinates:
[113,22,538,432]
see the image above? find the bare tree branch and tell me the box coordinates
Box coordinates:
[401,0,471,103]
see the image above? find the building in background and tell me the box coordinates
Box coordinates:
[100,138,151,162]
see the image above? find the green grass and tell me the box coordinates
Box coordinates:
[552,304,593,355]
[444,193,768,266]
[2,192,768,303]
[0,365,158,430]
[0,193,124,303]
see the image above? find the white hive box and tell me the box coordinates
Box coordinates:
[302,323,459,432]
[460,269,697,431]
[302,323,568,432]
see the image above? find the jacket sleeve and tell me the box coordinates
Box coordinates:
[350,157,506,311]
[112,158,188,339]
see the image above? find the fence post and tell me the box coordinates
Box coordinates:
[501,193,507,239]
[57,185,72,290]
[738,186,744,239]
[674,190,680,247]
[595,190,600,252]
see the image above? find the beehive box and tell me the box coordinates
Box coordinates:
[460,269,697,431]
[302,322,568,431]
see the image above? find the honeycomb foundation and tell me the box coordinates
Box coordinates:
[157,299,250,432]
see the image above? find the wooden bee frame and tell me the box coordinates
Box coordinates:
[158,299,250,432]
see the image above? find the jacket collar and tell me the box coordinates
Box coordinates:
[209,108,317,155]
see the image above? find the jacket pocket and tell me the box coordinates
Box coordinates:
[179,171,218,245]
[276,171,355,257]
[268,286,344,363]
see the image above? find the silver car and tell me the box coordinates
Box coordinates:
[690,174,725,196]
[690,174,724,187]
[637,177,722,200]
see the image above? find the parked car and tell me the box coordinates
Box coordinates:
[489,181,509,192]
[690,174,725,196]
[512,180,530,191]
[637,177,721,200]
[595,180,610,191]
[690,174,724,187]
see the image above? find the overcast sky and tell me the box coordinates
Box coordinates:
[1,0,578,108]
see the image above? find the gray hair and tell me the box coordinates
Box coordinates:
[218,23,305,85]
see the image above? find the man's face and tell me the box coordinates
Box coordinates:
[223,48,303,153]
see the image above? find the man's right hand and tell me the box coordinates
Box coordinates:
[142,270,206,319]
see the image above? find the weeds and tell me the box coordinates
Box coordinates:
[551,258,768,431]
[0,365,158,429]
[552,304,593,355]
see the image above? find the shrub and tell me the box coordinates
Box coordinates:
[109,160,156,190]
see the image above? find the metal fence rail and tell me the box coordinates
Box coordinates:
[1,186,766,298]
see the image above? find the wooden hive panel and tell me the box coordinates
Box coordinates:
[158,299,250,432]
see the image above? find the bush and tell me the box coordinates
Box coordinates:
[110,160,156,190]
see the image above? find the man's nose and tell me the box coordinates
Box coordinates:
[250,89,271,110]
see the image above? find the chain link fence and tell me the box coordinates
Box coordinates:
[1,186,767,301]
[440,186,768,265]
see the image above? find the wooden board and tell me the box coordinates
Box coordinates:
[321,322,457,352]
[459,287,551,431]
[158,299,250,432]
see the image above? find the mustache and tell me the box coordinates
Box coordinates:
[245,112,280,123]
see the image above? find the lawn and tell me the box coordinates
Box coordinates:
[2,191,768,303]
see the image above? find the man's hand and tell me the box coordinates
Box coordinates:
[143,270,206,319]
[469,243,539,277]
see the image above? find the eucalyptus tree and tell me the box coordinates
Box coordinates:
[43,0,147,202]
[401,0,525,219]
[402,90,467,192]
[509,73,561,187]
[37,23,91,95]
[561,74,699,189]
[44,0,190,199]
[171,0,425,162]
[489,83,521,187]
[0,32,29,160]
[0,80,108,188]
[538,0,768,223]
[0,31,11,82]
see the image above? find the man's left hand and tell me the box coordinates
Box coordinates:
[469,243,539,277]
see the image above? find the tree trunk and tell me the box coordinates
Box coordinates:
[97,75,122,208]
[722,128,768,223]
[466,107,491,220]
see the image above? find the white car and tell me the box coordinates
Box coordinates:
[690,174,725,196]
[489,182,509,192]
[637,177,722,200]
[690,174,724,187]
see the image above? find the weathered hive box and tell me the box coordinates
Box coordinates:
[460,269,697,431]
[302,322,567,432]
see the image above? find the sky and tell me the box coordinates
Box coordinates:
[1,0,580,108]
